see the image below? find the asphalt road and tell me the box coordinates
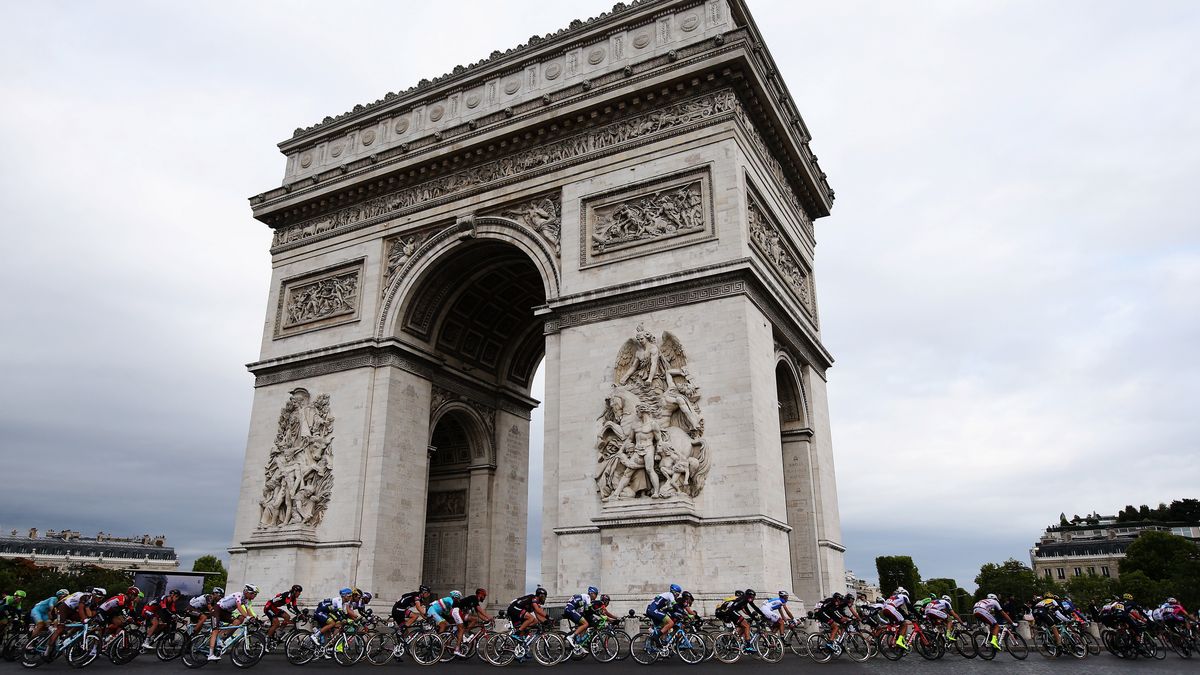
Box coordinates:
[2,652,1198,673]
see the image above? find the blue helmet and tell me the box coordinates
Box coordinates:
[588,586,599,596]
[339,587,352,596]
[670,584,682,594]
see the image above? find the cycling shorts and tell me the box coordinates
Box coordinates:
[714,609,737,624]
[31,607,51,623]
[312,611,331,627]
[881,605,905,624]
[427,606,446,623]
[926,608,948,621]
[1033,612,1055,627]
[760,605,781,623]
[506,607,526,624]
[645,607,667,624]
[974,609,997,626]
[563,607,583,625]
[450,608,465,625]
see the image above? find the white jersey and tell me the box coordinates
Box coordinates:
[331,596,346,611]
[763,598,788,612]
[62,592,87,609]
[886,593,909,609]
[188,595,211,610]
[974,598,1001,613]
[926,599,952,613]
[217,592,245,611]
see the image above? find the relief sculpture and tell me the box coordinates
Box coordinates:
[748,198,814,315]
[257,388,335,528]
[284,271,358,328]
[590,182,703,254]
[384,233,426,287]
[595,324,710,502]
[500,195,561,255]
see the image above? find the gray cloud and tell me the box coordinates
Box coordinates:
[2,0,1197,590]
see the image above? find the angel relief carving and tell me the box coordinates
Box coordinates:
[595,325,710,503]
[257,388,335,529]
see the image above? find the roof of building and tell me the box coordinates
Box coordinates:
[0,532,176,561]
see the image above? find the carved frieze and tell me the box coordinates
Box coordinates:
[747,193,815,317]
[493,193,562,256]
[427,490,468,521]
[271,90,738,250]
[383,232,429,288]
[581,168,714,268]
[732,103,810,230]
[595,324,711,504]
[275,260,364,338]
[257,387,335,529]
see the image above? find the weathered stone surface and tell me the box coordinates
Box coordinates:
[230,0,844,610]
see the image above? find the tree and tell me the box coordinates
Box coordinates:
[1117,505,1138,522]
[192,555,228,594]
[876,556,921,597]
[1121,531,1198,580]
[925,578,971,614]
[1167,499,1200,523]
[1065,574,1116,611]
[0,558,132,605]
[1138,505,1152,520]
[974,559,1040,602]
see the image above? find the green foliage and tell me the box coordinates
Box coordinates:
[875,556,921,598]
[1065,574,1116,609]
[1118,531,1200,607]
[1115,498,1200,523]
[973,558,1041,602]
[925,578,971,614]
[0,558,132,606]
[191,555,228,594]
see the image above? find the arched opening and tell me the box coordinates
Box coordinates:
[403,234,549,599]
[776,357,821,604]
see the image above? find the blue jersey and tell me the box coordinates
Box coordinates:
[647,592,675,613]
[763,598,788,612]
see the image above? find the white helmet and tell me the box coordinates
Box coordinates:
[244,583,259,594]
[1167,597,1178,604]
[894,587,908,596]
[91,587,107,596]
[987,593,998,600]
[941,595,951,602]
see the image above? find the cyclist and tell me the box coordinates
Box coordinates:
[311,588,352,646]
[924,594,961,641]
[95,586,141,639]
[914,593,937,614]
[973,593,1014,650]
[142,588,181,648]
[1033,594,1070,647]
[564,586,600,652]
[814,592,851,649]
[187,587,222,635]
[506,587,548,635]
[0,590,26,632]
[427,590,461,632]
[263,584,303,646]
[582,593,620,636]
[208,584,258,662]
[882,587,915,649]
[760,590,795,637]
[451,588,492,658]
[28,589,68,643]
[45,588,104,660]
[391,585,433,627]
[646,584,683,644]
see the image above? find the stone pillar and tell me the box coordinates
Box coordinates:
[781,427,820,605]
[804,366,846,596]
[465,465,494,593]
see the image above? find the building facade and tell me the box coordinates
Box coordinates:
[228,0,844,610]
[1030,517,1200,582]
[0,528,178,572]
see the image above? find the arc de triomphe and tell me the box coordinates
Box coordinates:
[229,0,844,608]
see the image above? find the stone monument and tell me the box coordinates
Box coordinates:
[228,0,845,609]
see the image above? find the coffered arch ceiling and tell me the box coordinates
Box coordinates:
[401,240,546,389]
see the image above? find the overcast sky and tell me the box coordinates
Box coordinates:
[2,0,1197,594]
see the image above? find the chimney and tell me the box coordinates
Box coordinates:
[28,527,38,539]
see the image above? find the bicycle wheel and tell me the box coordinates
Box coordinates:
[629,632,660,665]
[108,629,141,665]
[435,630,457,663]
[66,634,101,668]
[284,631,317,666]
[612,628,632,660]
[590,630,620,663]
[759,633,784,663]
[533,632,565,666]
[676,632,706,664]
[410,632,444,666]
[21,634,48,668]
[696,630,716,661]
[878,631,904,661]
[973,631,996,660]
[182,634,211,669]
[231,632,266,668]
[1035,630,1057,658]
[155,629,187,661]
[713,632,742,663]
[1141,634,1163,659]
[333,633,366,665]
[806,632,834,663]
[784,628,809,656]
[844,632,871,662]
[1065,633,1087,659]
[364,632,396,666]
[915,633,941,660]
[1005,631,1029,660]
[953,629,977,658]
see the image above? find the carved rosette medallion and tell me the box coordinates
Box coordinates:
[595,324,711,504]
[275,260,364,337]
[747,192,815,317]
[256,387,335,529]
[581,168,714,267]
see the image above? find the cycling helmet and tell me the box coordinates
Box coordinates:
[244,584,260,594]
[339,587,352,596]
[779,590,789,599]
[734,590,744,597]
[127,586,139,596]
[535,587,548,598]
[832,592,844,601]
[450,590,463,600]
[92,587,107,596]
[669,583,682,594]
[941,595,951,602]
[600,594,611,604]
[137,591,145,599]
[168,589,181,596]
[419,585,430,593]
[588,586,599,596]
[744,588,757,598]
[363,592,373,601]
[291,584,303,594]
[1167,597,1178,604]
[987,593,997,600]
[1123,593,1133,601]
[894,587,908,596]
[14,590,26,598]
[212,587,224,596]
[56,589,69,598]
[681,591,694,602]
[927,593,937,600]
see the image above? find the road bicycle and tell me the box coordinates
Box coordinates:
[363,616,443,666]
[182,617,266,668]
[711,620,784,663]
[806,619,870,663]
[23,618,101,668]
[631,619,706,664]
[781,618,810,656]
[878,616,941,660]
[973,622,1029,660]
[484,619,566,666]
[1033,621,1087,659]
